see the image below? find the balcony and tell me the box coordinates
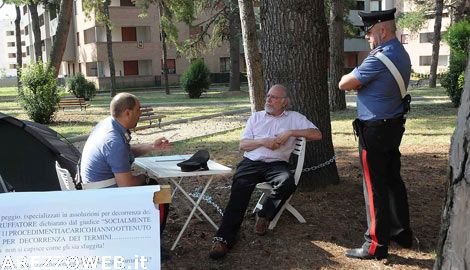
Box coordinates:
[95,42,159,61]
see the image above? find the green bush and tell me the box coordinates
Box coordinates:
[18,60,60,124]
[442,20,470,107]
[180,59,211,98]
[66,73,97,100]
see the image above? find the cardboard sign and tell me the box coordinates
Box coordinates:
[0,186,161,270]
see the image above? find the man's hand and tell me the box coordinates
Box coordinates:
[263,138,281,150]
[275,131,292,145]
[152,137,172,152]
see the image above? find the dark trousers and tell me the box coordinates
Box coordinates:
[357,119,411,256]
[215,158,296,246]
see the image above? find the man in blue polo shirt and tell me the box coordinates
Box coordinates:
[338,8,413,260]
[81,92,170,187]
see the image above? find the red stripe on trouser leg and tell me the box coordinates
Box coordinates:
[362,149,378,255]
[159,204,165,225]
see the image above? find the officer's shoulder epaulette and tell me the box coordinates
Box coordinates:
[369,48,383,56]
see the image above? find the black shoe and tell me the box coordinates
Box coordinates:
[391,229,413,248]
[345,248,388,260]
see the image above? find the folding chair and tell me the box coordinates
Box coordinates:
[55,161,77,191]
[0,174,9,193]
[253,137,307,229]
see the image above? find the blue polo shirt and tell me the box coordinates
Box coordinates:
[352,38,411,120]
[80,117,134,182]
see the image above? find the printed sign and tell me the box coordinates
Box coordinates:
[0,186,161,270]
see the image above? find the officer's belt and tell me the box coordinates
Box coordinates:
[361,117,405,127]
[81,178,117,189]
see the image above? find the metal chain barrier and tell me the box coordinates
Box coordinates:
[188,187,224,216]
[302,155,336,173]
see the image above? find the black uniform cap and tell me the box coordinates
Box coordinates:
[177,150,210,172]
[359,8,396,32]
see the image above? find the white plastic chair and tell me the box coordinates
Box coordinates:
[253,137,307,229]
[55,161,77,191]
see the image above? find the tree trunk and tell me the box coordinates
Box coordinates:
[229,0,241,92]
[451,0,468,23]
[238,0,264,112]
[15,6,22,90]
[49,0,74,77]
[260,0,339,189]
[29,3,42,62]
[328,0,346,111]
[159,3,170,95]
[429,0,443,88]
[104,0,116,97]
[434,51,470,270]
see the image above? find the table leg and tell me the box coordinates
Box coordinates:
[170,177,203,221]
[168,177,219,230]
[170,176,217,251]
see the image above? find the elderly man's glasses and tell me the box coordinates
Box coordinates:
[265,94,286,100]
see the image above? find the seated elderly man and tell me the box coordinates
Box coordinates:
[80,92,170,188]
[209,84,322,259]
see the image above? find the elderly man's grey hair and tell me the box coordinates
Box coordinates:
[110,92,139,117]
[269,84,291,109]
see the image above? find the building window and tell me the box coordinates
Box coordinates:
[86,62,98,77]
[121,27,137,41]
[21,41,25,46]
[120,0,135,6]
[189,25,203,38]
[419,32,433,43]
[76,32,80,46]
[8,53,16,58]
[354,0,365,10]
[6,31,14,36]
[39,14,44,26]
[49,6,57,20]
[370,0,382,11]
[419,56,432,66]
[124,60,139,75]
[41,40,45,51]
[9,64,16,69]
[84,27,96,44]
[24,26,28,35]
[23,6,27,15]
[161,59,176,74]
[22,52,26,57]
[26,46,30,56]
[7,42,15,47]
[400,34,408,44]
[220,57,230,72]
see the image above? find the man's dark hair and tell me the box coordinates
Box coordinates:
[110,93,139,117]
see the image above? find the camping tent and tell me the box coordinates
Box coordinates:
[0,113,81,192]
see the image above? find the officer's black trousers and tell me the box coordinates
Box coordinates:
[215,158,296,246]
[358,119,411,256]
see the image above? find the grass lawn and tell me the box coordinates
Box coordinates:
[0,85,457,143]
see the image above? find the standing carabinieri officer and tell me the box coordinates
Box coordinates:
[338,8,413,260]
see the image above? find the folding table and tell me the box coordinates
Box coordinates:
[134,155,232,250]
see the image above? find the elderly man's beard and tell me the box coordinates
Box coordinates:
[370,33,383,49]
[264,104,275,113]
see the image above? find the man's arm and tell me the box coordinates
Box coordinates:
[275,128,322,145]
[338,73,362,91]
[131,137,171,157]
[114,172,146,187]
[240,138,280,151]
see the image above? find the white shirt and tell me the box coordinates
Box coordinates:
[241,110,317,162]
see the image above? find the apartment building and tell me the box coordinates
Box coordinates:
[0,18,21,77]
[17,0,239,89]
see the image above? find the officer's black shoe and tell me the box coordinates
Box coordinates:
[345,248,388,260]
[391,229,413,248]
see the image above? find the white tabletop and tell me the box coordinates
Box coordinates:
[134,155,232,178]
